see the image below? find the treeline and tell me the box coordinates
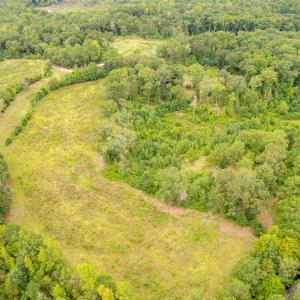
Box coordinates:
[0,0,108,67]
[29,0,62,6]
[0,224,133,299]
[0,154,11,222]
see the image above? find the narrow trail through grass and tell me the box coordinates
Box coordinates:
[1,80,254,299]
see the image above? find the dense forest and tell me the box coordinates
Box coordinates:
[0,0,299,299]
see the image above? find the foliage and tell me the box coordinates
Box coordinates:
[50,64,107,90]
[209,141,245,168]
[0,154,11,222]
[209,168,269,222]
[231,227,300,299]
[156,167,187,205]
[185,172,213,210]
[0,224,130,300]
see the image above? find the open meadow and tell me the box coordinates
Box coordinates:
[2,81,254,299]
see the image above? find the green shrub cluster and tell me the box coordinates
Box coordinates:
[49,64,107,91]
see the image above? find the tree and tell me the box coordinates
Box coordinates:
[102,49,123,73]
[137,67,159,104]
[275,197,300,241]
[256,163,277,193]
[227,278,251,300]
[256,143,287,178]
[157,167,186,205]
[105,68,131,109]
[278,176,300,199]
[212,141,245,168]
[209,168,269,221]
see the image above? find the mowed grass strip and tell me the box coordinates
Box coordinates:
[0,59,45,91]
[5,81,253,299]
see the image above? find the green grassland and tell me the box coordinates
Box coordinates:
[2,80,254,299]
[0,64,70,151]
[111,37,164,57]
[0,59,45,91]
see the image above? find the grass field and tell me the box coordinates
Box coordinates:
[0,65,70,152]
[111,36,163,57]
[0,59,45,91]
[2,80,254,299]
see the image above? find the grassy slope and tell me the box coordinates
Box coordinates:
[0,59,45,91]
[3,80,254,299]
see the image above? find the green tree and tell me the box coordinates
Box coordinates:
[210,141,245,168]
[137,67,159,104]
[106,68,131,109]
[209,168,269,221]
[157,167,187,205]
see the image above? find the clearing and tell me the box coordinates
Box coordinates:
[3,81,254,299]
[111,36,163,57]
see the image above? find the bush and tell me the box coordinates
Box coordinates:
[185,172,213,210]
[31,87,48,106]
[250,219,264,237]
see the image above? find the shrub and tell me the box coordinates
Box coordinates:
[186,173,213,210]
